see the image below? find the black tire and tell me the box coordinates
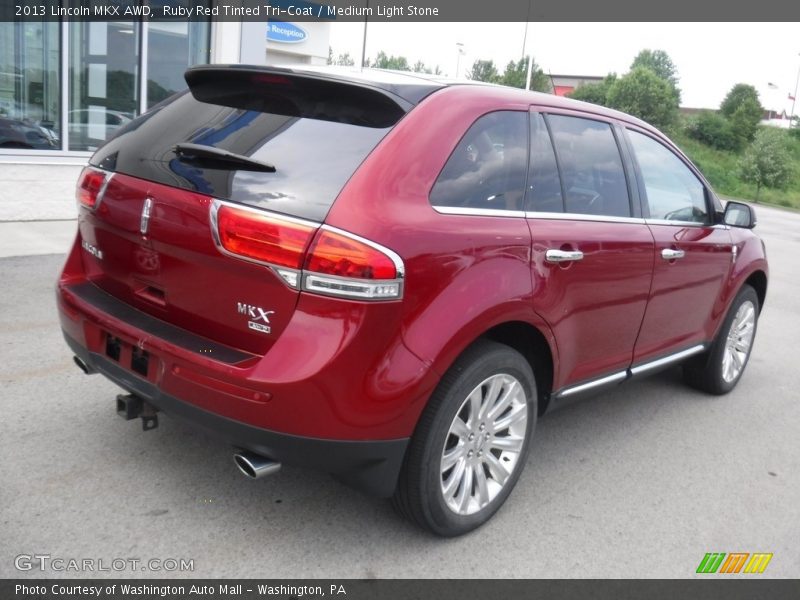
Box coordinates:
[392,339,537,536]
[683,284,760,395]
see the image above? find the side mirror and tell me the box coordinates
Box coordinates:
[723,201,757,229]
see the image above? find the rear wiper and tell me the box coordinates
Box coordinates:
[173,143,276,173]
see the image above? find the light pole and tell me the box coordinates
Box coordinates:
[455,42,465,79]
[360,0,370,70]
[525,55,533,90]
[791,53,800,127]
[520,0,532,59]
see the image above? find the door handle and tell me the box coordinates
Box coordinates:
[545,249,584,263]
[661,248,685,260]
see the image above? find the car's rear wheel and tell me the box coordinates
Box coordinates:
[392,340,536,536]
[683,284,759,395]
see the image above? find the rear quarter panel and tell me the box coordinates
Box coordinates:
[326,85,559,389]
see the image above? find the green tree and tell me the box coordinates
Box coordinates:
[606,67,678,130]
[327,48,355,66]
[720,83,762,117]
[738,128,792,201]
[335,52,355,67]
[467,59,500,84]
[499,57,549,92]
[631,49,681,103]
[730,98,764,146]
[411,60,441,75]
[720,84,764,145]
[364,52,439,74]
[568,73,617,106]
[371,51,410,71]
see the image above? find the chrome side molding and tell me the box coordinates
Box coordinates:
[629,344,706,376]
[554,344,708,400]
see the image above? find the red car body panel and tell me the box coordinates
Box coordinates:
[526,218,655,388]
[633,223,734,362]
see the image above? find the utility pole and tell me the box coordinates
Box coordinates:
[360,0,369,70]
[791,53,800,127]
[521,0,532,59]
[525,55,533,90]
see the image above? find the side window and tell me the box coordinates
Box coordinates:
[547,115,631,218]
[628,130,708,223]
[430,111,528,212]
[527,112,564,212]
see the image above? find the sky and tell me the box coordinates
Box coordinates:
[329,22,800,112]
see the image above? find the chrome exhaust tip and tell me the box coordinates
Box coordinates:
[234,451,281,480]
[73,355,93,375]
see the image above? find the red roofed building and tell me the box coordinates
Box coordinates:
[548,74,606,96]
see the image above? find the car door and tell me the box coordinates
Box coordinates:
[624,127,734,365]
[526,110,655,395]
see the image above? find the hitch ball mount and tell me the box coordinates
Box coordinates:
[116,394,159,431]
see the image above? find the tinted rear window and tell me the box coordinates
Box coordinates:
[429,111,528,212]
[546,115,631,218]
[91,89,394,222]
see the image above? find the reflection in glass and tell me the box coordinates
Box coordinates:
[548,115,631,218]
[628,129,708,222]
[147,22,210,108]
[430,111,528,211]
[69,21,141,151]
[0,21,60,150]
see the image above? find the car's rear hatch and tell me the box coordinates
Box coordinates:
[76,66,434,355]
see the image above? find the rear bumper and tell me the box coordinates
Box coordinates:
[65,333,408,497]
[57,269,436,441]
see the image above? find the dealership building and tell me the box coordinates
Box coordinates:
[0,18,330,164]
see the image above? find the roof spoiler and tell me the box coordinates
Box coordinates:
[184,65,411,128]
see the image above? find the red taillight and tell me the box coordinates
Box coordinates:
[305,229,397,280]
[216,204,315,270]
[212,201,404,300]
[76,167,108,210]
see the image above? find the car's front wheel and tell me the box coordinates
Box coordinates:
[393,340,537,536]
[684,284,760,395]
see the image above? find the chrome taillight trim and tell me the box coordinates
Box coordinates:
[209,199,405,301]
[319,224,406,280]
[78,166,114,212]
[303,272,403,300]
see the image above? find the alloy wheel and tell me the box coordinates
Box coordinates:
[439,373,528,515]
[722,300,756,383]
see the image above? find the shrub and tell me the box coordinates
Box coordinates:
[568,74,617,107]
[685,111,739,151]
[738,128,793,201]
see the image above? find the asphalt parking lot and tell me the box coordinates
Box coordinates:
[1,204,798,579]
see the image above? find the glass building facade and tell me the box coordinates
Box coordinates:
[0,20,210,155]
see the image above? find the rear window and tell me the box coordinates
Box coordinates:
[91,76,400,222]
[429,111,528,212]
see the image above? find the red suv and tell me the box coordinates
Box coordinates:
[57,66,768,536]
